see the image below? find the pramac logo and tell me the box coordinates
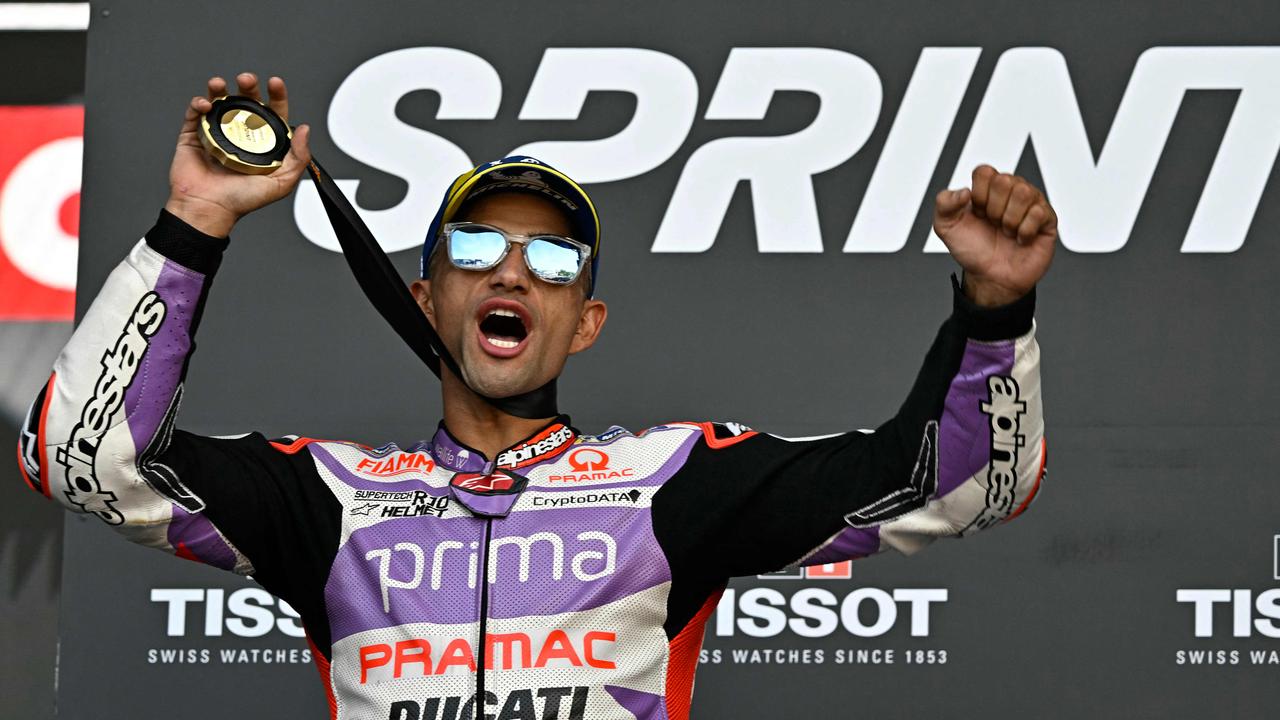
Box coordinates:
[548,449,635,483]
[570,449,608,471]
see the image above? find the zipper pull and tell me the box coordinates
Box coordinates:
[449,469,527,517]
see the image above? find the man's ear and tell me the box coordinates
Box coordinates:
[410,278,437,330]
[569,299,608,355]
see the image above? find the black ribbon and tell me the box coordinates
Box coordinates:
[304,158,559,419]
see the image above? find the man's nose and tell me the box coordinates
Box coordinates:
[489,243,531,291]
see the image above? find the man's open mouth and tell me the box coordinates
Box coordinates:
[480,309,527,348]
[475,299,532,357]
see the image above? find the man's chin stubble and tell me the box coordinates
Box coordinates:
[460,354,538,400]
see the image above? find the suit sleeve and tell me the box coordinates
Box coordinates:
[651,277,1045,579]
[14,210,340,612]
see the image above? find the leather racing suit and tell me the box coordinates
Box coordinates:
[17,210,1046,720]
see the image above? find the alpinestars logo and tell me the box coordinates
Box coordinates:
[55,292,166,524]
[496,424,575,469]
[963,375,1026,533]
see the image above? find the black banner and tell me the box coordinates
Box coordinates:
[60,1,1280,717]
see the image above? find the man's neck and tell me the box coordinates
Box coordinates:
[439,372,556,459]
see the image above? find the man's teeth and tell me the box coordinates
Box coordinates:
[481,308,525,350]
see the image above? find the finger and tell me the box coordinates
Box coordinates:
[280,124,312,177]
[266,76,289,122]
[178,95,212,142]
[207,76,228,100]
[934,187,971,223]
[273,124,314,192]
[1038,202,1059,241]
[1016,203,1051,243]
[983,173,1015,232]
[1000,181,1037,239]
[235,72,260,101]
[970,164,997,218]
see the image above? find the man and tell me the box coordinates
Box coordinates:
[18,73,1053,720]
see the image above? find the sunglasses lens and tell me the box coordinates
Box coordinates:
[448,226,508,269]
[526,238,585,284]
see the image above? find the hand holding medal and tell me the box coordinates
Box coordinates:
[177,72,551,417]
[166,73,311,238]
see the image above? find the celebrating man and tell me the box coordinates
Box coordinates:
[18,73,1053,720]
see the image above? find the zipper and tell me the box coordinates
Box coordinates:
[476,518,494,715]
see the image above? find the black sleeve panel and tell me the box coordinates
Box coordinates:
[144,208,230,274]
[657,428,927,582]
[653,280,1037,612]
[160,431,342,657]
[952,274,1036,341]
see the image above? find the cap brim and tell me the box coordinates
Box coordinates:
[442,162,599,256]
[421,158,601,296]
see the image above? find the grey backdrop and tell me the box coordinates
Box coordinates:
[59,0,1279,717]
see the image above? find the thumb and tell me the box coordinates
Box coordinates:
[288,123,312,167]
[934,187,971,225]
[177,96,213,147]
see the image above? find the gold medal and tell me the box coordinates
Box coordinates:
[198,95,291,175]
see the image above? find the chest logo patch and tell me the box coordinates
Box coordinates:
[355,452,436,477]
[495,423,576,469]
[548,449,636,483]
[449,470,528,518]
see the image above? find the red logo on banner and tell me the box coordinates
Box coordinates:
[758,561,854,580]
[805,561,853,579]
[0,105,83,320]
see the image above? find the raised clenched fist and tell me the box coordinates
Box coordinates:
[164,72,313,237]
[933,165,1057,307]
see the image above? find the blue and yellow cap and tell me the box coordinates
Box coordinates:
[420,156,602,296]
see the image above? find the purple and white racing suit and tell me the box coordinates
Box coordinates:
[17,210,1046,720]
